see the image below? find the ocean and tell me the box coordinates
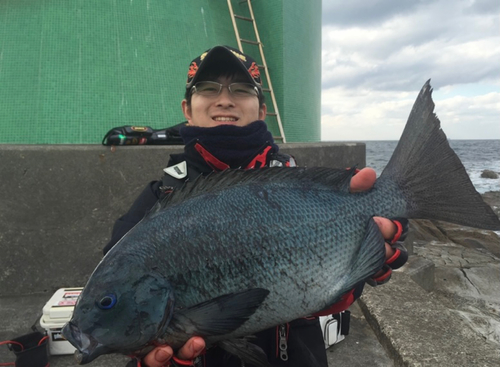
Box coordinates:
[364,140,500,194]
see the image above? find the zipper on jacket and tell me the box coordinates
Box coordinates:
[278,324,288,361]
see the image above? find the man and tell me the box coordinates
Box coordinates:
[106,45,408,367]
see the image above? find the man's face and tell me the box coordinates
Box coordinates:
[182,75,267,128]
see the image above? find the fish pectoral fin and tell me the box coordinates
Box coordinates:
[172,288,269,336]
[219,338,272,367]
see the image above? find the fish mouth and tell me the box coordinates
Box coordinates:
[61,321,109,365]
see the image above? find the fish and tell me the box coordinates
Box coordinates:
[62,80,500,366]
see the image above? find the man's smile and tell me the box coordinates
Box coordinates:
[213,116,238,122]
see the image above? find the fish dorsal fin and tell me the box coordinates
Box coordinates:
[152,167,356,213]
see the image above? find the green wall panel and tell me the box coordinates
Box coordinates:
[0,0,320,144]
[283,0,322,142]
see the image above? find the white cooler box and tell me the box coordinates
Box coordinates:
[40,287,83,355]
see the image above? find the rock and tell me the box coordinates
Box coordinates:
[434,221,500,257]
[404,191,500,353]
[413,242,500,344]
[481,191,500,218]
[408,219,450,243]
[481,169,499,179]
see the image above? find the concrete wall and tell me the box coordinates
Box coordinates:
[0,143,365,296]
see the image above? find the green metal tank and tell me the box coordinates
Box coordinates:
[0,0,321,143]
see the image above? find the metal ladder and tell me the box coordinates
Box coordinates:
[227,0,287,143]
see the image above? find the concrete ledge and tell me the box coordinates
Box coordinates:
[358,272,500,366]
[0,142,364,297]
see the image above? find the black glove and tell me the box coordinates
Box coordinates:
[367,218,409,286]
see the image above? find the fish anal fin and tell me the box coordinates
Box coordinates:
[343,218,387,293]
[219,338,272,367]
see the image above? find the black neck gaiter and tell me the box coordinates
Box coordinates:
[180,120,279,168]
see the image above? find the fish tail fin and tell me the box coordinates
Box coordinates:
[379,80,500,230]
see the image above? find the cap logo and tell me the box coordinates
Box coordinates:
[229,49,247,62]
[199,52,208,61]
[248,62,261,82]
[187,62,198,81]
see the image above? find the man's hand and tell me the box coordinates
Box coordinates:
[350,168,397,262]
[142,336,205,367]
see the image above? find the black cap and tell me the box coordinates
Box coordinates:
[185,45,262,92]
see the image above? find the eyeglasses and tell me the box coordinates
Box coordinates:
[191,81,259,98]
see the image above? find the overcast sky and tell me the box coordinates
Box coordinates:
[320,0,500,141]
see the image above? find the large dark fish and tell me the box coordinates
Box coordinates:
[62,81,500,365]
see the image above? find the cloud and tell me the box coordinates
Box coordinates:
[321,0,500,140]
[322,0,425,27]
[321,87,500,141]
[321,88,417,141]
[433,92,500,139]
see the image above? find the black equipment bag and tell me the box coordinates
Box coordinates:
[1,331,49,367]
[102,122,186,146]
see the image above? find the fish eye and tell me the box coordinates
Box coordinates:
[97,294,117,310]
